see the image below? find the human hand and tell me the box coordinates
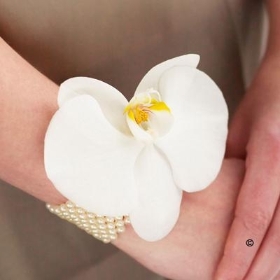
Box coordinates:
[114,159,244,280]
[215,55,280,279]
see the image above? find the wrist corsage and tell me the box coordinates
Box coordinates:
[45,55,228,242]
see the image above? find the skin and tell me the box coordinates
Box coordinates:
[114,159,244,280]
[0,37,65,204]
[215,1,280,279]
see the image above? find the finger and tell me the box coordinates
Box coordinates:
[225,99,251,159]
[244,198,280,280]
[273,269,280,280]
[215,131,280,280]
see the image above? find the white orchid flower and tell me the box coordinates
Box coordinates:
[44,54,228,242]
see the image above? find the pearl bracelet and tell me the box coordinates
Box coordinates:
[46,201,130,243]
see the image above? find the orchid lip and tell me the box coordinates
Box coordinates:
[124,88,173,141]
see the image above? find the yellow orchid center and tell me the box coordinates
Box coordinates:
[125,89,171,125]
[124,89,173,140]
[129,105,149,124]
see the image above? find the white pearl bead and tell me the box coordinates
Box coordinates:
[110,234,117,240]
[107,223,115,230]
[106,217,115,223]
[116,220,124,227]
[97,218,105,224]
[109,229,116,235]
[116,226,125,233]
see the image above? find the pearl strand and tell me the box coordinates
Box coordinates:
[46,201,130,243]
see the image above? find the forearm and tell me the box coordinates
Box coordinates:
[265,0,280,58]
[0,38,65,204]
[238,0,280,113]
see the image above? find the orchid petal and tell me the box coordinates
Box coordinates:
[148,106,174,138]
[156,67,228,192]
[158,66,227,120]
[58,77,130,135]
[135,54,200,94]
[45,95,143,216]
[130,145,182,241]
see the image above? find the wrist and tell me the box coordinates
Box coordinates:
[0,83,67,205]
[0,39,66,205]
